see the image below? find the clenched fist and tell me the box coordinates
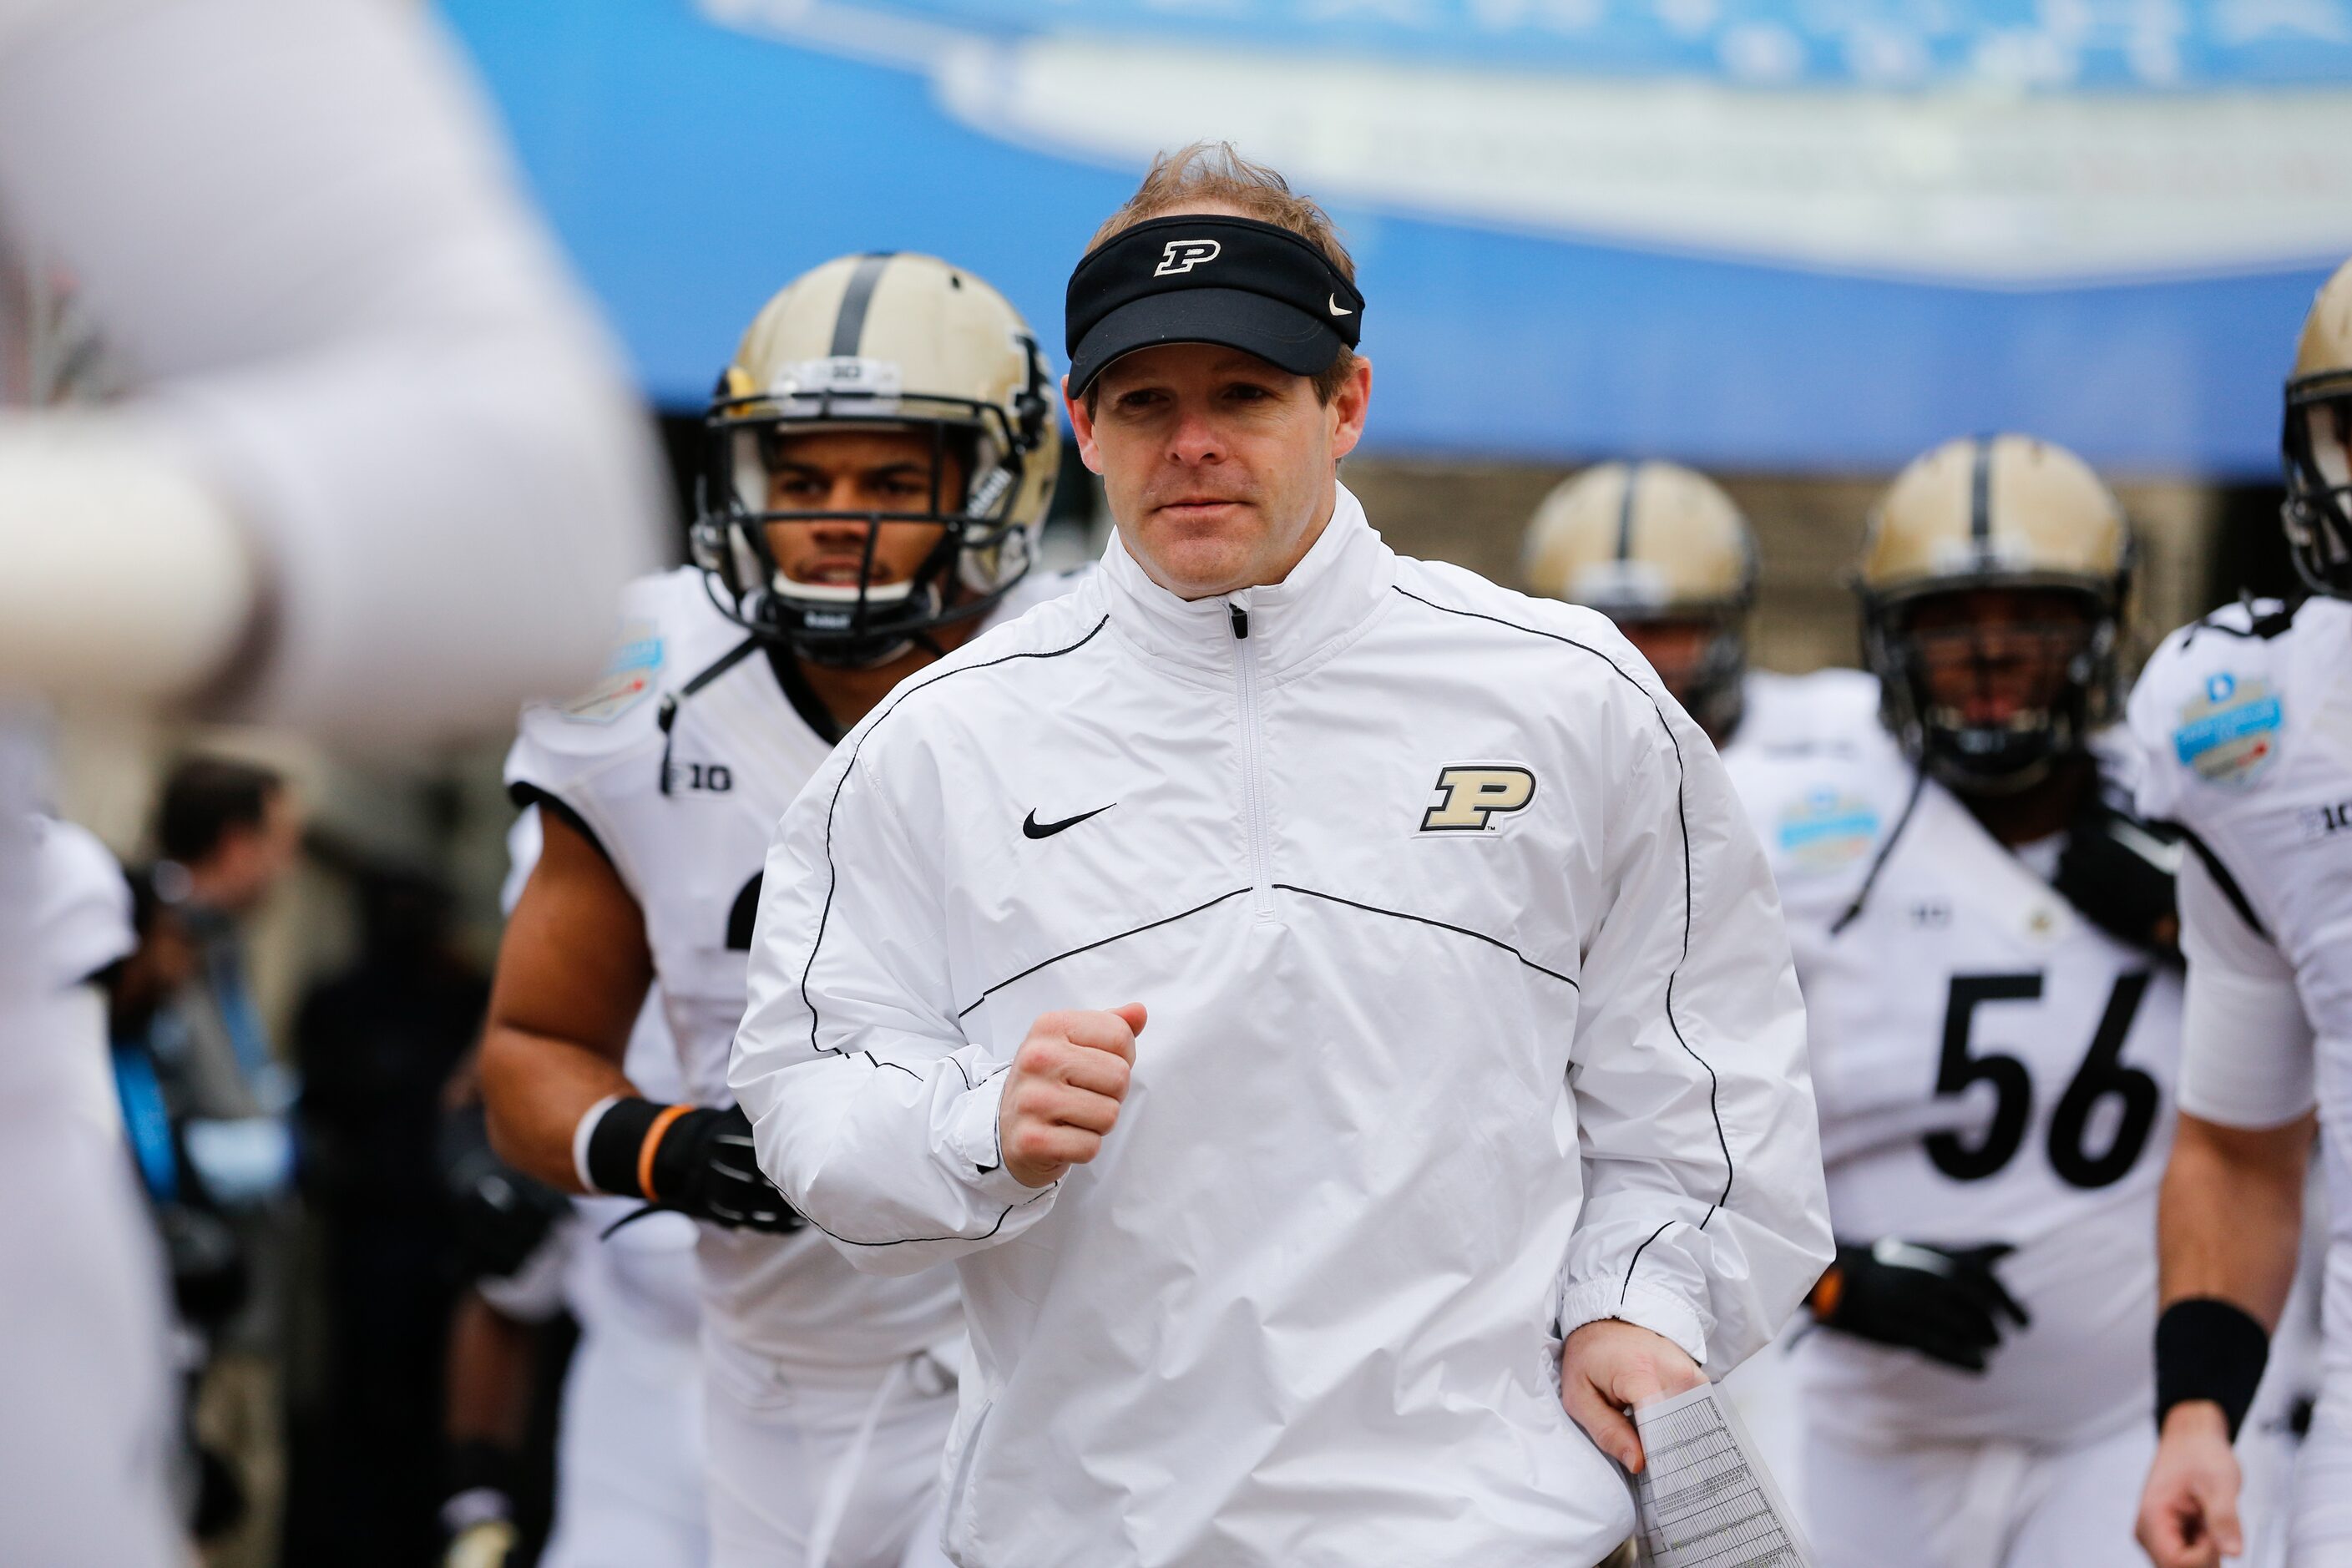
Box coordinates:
[996,1004,1146,1188]
[2137,1402,2244,1568]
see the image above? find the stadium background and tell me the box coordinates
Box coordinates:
[40,2,2351,1561]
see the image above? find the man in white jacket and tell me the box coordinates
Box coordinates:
[731,143,1831,1568]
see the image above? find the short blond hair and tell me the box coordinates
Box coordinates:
[1087,143,1359,406]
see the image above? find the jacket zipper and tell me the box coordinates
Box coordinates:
[1230,602,1274,918]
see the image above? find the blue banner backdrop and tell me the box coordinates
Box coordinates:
[441,0,2352,475]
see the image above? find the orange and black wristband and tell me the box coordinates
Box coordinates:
[1807,1261,1846,1322]
[584,1096,695,1203]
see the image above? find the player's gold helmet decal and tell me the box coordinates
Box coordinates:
[691,252,1060,666]
[2283,257,2352,599]
[1858,434,2132,792]
[1522,461,1756,737]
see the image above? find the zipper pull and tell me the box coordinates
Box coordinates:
[1228,603,1249,640]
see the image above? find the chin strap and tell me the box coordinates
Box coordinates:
[655,636,761,795]
[1829,766,1928,937]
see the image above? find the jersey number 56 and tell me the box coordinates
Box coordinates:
[1927,972,2159,1190]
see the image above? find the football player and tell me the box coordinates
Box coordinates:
[445,1021,706,1568]
[440,812,707,1568]
[1728,435,2193,1567]
[2129,258,2352,1568]
[478,252,1071,1568]
[1520,460,1876,753]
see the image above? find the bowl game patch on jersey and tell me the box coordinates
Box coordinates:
[561,618,664,724]
[1777,787,1880,873]
[2172,670,2283,787]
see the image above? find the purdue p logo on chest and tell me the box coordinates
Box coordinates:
[1420,766,1538,833]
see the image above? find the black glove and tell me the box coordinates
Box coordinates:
[2054,789,2183,957]
[1809,1238,2031,1373]
[655,1105,806,1232]
[438,1104,571,1281]
[585,1100,804,1234]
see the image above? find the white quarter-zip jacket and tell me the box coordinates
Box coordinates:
[506,564,1082,1376]
[731,487,1831,1568]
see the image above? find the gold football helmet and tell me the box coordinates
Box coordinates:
[2284,257,2352,598]
[1857,434,2132,790]
[691,252,1059,665]
[1522,460,1757,737]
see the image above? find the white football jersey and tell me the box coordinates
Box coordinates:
[2129,595,2352,1389]
[1731,666,1883,758]
[1731,694,2181,1446]
[506,564,1083,1373]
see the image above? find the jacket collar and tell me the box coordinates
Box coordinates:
[1097,483,1395,679]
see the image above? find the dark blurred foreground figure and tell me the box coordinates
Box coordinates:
[286,870,489,1568]
[0,0,662,1556]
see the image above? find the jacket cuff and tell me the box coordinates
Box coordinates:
[1556,1277,1710,1367]
[940,1068,1054,1206]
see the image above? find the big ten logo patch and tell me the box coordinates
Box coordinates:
[2299,797,2352,843]
[2173,671,2284,788]
[1419,766,1537,833]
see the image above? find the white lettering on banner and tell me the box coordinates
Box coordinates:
[706,0,2352,283]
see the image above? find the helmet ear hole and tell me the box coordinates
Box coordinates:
[688,517,726,577]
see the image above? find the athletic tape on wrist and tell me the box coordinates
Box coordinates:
[582,1096,665,1200]
[2155,1297,2269,1440]
[571,1094,623,1193]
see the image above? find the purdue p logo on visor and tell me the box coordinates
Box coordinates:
[1420,766,1538,832]
[1065,214,1365,396]
[1155,239,1222,276]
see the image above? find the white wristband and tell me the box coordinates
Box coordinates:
[572,1094,624,1194]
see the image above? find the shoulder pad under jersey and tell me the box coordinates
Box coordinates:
[1734,666,1885,757]
[1727,714,1914,918]
[505,569,742,795]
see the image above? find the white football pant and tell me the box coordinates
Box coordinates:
[541,1308,710,1568]
[2288,1363,2352,1563]
[1804,1417,2154,1568]
[704,1341,958,1568]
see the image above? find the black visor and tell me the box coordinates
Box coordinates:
[1065,214,1363,395]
